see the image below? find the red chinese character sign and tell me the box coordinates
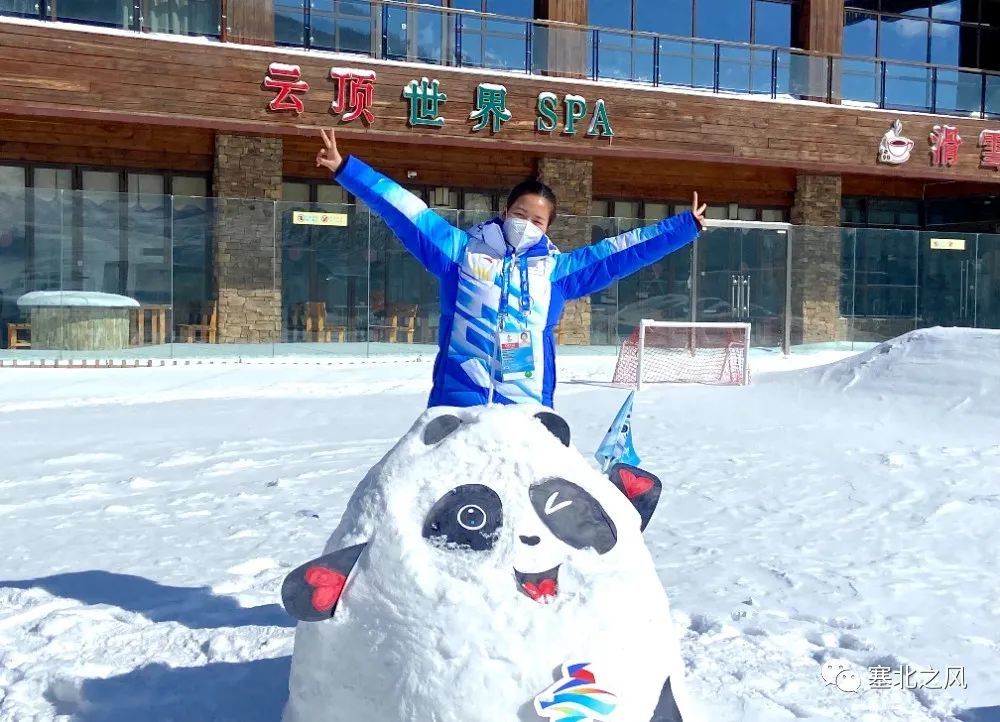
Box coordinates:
[264,63,309,114]
[929,124,962,167]
[979,130,1000,171]
[330,68,377,125]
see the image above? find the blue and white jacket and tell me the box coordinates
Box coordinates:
[333,155,701,409]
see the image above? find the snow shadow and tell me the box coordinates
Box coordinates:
[0,570,294,629]
[957,707,1000,722]
[61,656,290,722]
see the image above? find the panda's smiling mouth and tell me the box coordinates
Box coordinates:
[514,565,560,603]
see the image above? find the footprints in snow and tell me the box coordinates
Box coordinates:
[879,444,1000,470]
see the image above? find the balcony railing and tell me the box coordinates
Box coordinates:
[3,0,1000,118]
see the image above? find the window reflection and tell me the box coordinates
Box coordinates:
[696,0,750,42]
[879,15,929,63]
[753,1,791,46]
[590,0,628,29]
[930,20,960,66]
[311,0,372,54]
[142,0,219,36]
[844,10,877,56]
[488,0,532,16]
[52,0,132,28]
[844,1,999,72]
[588,1,791,48]
[636,0,692,35]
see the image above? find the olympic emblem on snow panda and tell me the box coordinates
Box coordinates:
[533,662,618,721]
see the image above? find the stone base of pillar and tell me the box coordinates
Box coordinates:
[212,134,283,344]
[537,156,594,345]
[217,288,281,344]
[557,300,592,345]
[790,174,844,346]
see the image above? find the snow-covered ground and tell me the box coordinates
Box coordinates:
[0,328,998,722]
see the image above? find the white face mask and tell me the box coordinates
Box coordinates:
[502,217,545,251]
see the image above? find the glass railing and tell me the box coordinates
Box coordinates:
[2,188,999,359]
[6,0,1000,118]
[0,0,221,36]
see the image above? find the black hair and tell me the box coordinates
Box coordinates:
[506,180,558,222]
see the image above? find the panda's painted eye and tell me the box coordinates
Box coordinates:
[422,484,503,552]
[457,504,487,531]
[529,478,617,554]
[543,492,573,515]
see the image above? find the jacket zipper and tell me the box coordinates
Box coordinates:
[488,249,514,405]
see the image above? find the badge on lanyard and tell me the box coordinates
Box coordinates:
[499,321,535,381]
[496,253,536,382]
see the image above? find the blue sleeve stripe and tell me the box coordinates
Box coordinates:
[551,217,684,281]
[334,155,466,277]
[551,212,700,299]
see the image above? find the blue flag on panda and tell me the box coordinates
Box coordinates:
[595,390,641,473]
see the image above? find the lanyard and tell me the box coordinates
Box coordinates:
[518,255,531,312]
[498,249,531,323]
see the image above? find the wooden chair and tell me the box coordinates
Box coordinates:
[379,304,417,343]
[130,304,170,346]
[6,322,30,349]
[177,301,218,344]
[288,302,345,343]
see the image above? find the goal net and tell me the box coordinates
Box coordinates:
[612,320,751,387]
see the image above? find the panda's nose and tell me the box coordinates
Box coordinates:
[519,535,541,546]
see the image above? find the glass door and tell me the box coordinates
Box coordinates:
[695,224,742,323]
[849,228,919,343]
[976,233,1000,330]
[917,231,978,329]
[695,221,788,349]
[741,225,788,349]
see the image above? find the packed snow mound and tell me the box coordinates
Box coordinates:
[279,403,703,722]
[804,327,1000,412]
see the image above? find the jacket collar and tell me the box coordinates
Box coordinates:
[470,217,555,258]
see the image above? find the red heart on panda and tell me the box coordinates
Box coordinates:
[522,578,558,602]
[619,468,653,499]
[304,566,347,612]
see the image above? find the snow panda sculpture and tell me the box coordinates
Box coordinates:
[279,404,701,722]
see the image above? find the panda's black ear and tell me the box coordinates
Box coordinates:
[280,543,367,622]
[607,463,661,531]
[423,414,462,445]
[535,411,570,447]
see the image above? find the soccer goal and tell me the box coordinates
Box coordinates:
[611,320,751,388]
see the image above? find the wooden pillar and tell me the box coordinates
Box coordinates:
[533,0,587,78]
[534,0,586,25]
[222,0,275,46]
[792,0,844,102]
[793,0,844,54]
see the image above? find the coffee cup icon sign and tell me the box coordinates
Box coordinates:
[879,120,914,164]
